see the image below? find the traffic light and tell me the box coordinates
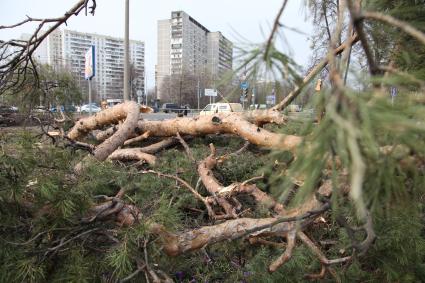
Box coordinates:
[242,88,248,97]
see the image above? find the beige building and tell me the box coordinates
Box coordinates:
[156,11,233,100]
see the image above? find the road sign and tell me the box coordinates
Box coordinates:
[84,45,95,80]
[390,86,398,97]
[240,81,249,90]
[205,89,217,97]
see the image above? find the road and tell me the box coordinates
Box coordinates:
[140,112,196,121]
[140,111,314,121]
[75,110,314,121]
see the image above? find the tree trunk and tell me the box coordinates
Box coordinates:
[68,101,140,161]
[136,113,302,152]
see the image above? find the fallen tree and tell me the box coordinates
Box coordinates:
[82,142,364,279]
[2,1,425,281]
[68,101,141,161]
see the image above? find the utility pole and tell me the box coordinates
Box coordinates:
[123,0,130,101]
[179,76,182,107]
[197,77,200,110]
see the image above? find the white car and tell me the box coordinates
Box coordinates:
[80,104,101,113]
[200,103,243,115]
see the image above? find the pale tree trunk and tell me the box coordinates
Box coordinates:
[108,148,157,166]
[95,110,288,143]
[68,102,141,172]
[135,113,302,152]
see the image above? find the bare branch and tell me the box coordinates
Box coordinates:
[263,0,289,60]
[176,132,196,164]
[143,170,216,219]
[271,34,359,111]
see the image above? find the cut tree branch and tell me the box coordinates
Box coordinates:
[271,34,359,111]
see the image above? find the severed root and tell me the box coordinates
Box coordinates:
[108,148,157,166]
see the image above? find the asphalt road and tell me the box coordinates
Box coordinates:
[75,110,313,121]
[140,111,314,121]
[141,112,196,121]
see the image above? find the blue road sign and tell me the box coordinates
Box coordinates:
[240,81,249,90]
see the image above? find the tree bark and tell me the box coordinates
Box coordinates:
[136,113,302,152]
[68,101,140,161]
[108,148,157,166]
[95,110,288,143]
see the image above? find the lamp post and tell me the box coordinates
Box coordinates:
[123,0,130,101]
[197,76,200,110]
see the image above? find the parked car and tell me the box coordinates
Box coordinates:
[105,98,123,108]
[200,103,243,116]
[161,103,180,113]
[287,104,302,112]
[50,105,76,113]
[31,106,48,113]
[0,105,18,113]
[80,104,101,113]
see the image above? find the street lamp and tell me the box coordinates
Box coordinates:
[123,0,130,101]
[197,72,204,110]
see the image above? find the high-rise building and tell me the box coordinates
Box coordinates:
[156,11,233,100]
[34,29,145,101]
[207,32,233,80]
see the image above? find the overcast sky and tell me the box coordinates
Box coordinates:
[0,0,313,90]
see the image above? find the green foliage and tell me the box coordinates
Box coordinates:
[107,240,134,279]
[367,0,425,80]
[3,63,82,112]
[49,249,94,283]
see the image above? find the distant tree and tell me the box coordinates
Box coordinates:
[129,63,144,101]
[4,64,82,112]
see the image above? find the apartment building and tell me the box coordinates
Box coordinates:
[156,11,233,100]
[207,32,233,80]
[35,29,145,101]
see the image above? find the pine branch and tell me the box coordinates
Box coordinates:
[360,11,425,46]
